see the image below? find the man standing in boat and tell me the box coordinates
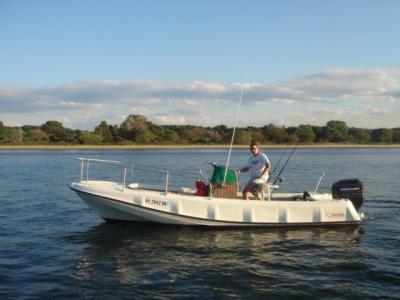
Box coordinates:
[238,141,271,200]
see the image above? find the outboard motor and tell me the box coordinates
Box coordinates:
[332,179,364,210]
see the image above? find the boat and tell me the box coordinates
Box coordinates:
[69,158,365,227]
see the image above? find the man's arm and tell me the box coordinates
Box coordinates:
[258,154,271,178]
[238,167,250,173]
[258,162,270,178]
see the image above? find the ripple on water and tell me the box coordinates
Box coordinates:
[0,149,399,299]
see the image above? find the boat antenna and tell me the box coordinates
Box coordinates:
[223,80,246,184]
[272,142,299,185]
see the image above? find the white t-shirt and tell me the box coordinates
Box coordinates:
[247,152,270,182]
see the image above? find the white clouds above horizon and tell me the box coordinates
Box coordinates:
[1,68,400,129]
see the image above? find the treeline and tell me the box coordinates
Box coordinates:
[0,115,399,145]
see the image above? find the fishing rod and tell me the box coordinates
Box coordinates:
[272,142,299,185]
[271,145,289,175]
[267,145,289,183]
[271,120,319,185]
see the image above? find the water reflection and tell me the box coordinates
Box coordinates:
[72,223,365,287]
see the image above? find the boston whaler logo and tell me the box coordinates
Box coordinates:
[325,212,345,218]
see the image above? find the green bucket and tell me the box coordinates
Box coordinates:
[210,165,237,185]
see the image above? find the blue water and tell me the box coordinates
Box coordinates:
[0,148,399,299]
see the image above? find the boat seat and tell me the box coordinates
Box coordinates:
[260,183,279,201]
[127,183,139,189]
[181,187,196,194]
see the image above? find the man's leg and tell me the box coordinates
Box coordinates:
[252,189,261,200]
[242,185,251,200]
[242,180,258,200]
[252,183,264,200]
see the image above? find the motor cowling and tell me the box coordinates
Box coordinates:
[332,178,364,210]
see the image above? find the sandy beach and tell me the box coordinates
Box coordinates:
[1,144,400,150]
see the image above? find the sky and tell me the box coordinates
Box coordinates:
[1,0,400,130]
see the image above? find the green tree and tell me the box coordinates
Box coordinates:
[64,128,78,143]
[0,121,5,141]
[282,127,298,144]
[77,131,103,144]
[41,121,67,142]
[24,128,49,143]
[296,125,315,143]
[284,134,299,144]
[0,127,19,143]
[348,128,371,144]
[392,129,400,143]
[119,114,151,142]
[262,124,287,143]
[162,128,180,144]
[234,130,252,144]
[109,125,121,142]
[249,128,266,144]
[371,128,392,143]
[95,121,113,143]
[135,129,156,144]
[312,126,326,142]
[178,126,207,143]
[211,125,231,143]
[325,120,348,142]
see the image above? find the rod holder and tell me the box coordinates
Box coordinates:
[165,170,169,195]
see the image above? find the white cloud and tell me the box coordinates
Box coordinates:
[0,68,399,129]
[154,115,186,125]
[364,106,390,116]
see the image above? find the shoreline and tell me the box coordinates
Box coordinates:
[1,144,400,150]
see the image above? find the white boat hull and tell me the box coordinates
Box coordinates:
[70,180,363,227]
